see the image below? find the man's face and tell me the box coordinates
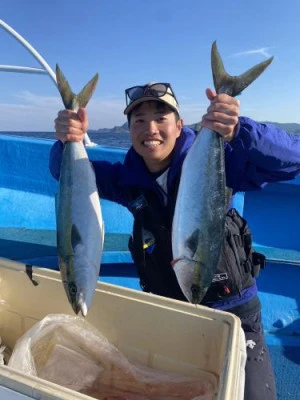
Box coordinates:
[129,101,182,173]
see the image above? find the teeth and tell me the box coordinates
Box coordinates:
[144,140,160,147]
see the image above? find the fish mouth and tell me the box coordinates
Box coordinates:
[70,296,88,317]
[71,302,81,315]
[73,299,88,317]
[172,258,208,304]
[172,259,195,303]
[65,281,87,317]
[191,284,207,305]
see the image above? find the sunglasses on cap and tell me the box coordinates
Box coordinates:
[125,83,179,106]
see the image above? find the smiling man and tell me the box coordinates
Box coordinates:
[50,80,300,400]
[126,96,182,173]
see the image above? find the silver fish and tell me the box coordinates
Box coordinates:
[172,42,273,304]
[55,65,104,317]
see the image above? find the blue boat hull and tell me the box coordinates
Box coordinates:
[0,134,299,399]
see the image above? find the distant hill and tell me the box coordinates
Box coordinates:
[89,121,300,135]
[259,122,300,134]
[188,121,300,135]
[90,122,129,134]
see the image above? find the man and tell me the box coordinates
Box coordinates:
[50,82,300,399]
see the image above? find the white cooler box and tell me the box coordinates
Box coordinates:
[0,258,246,400]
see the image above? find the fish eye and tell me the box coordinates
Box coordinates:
[68,282,77,295]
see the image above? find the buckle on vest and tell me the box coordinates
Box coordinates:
[251,252,266,278]
[128,195,148,214]
[140,280,151,292]
[252,252,266,269]
[143,239,155,254]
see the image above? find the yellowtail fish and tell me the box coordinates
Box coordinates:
[172,42,273,304]
[55,65,104,316]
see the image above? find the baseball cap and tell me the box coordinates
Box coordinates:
[124,82,179,115]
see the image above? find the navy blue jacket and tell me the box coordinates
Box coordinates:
[49,117,300,310]
[49,117,300,207]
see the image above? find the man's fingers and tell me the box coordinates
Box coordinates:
[203,120,235,136]
[202,111,238,126]
[77,108,88,131]
[55,109,85,130]
[206,88,216,100]
[55,108,86,143]
[57,109,80,120]
[54,108,89,143]
[202,91,240,142]
[207,104,239,117]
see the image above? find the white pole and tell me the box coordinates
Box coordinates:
[0,19,56,85]
[0,20,96,146]
[0,65,48,75]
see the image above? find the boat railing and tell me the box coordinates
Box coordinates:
[0,19,96,147]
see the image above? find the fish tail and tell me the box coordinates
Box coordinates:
[56,64,99,110]
[211,41,273,97]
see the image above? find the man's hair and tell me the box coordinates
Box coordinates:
[127,100,180,127]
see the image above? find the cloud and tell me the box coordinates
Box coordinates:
[180,102,207,124]
[0,91,210,130]
[0,91,126,131]
[14,91,61,108]
[229,47,273,59]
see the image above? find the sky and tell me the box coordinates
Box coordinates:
[1,0,300,131]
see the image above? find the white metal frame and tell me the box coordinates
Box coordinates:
[0,19,96,146]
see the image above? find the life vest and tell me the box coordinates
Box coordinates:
[127,185,266,315]
[201,208,265,304]
[127,186,186,301]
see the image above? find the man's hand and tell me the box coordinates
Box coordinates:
[201,88,240,142]
[54,108,88,143]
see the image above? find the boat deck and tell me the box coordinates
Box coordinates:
[0,136,299,399]
[257,261,300,400]
[0,226,299,399]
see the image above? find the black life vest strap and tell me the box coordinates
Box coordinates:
[226,208,265,277]
[126,183,266,306]
[126,185,186,300]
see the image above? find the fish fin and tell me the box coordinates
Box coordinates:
[186,229,200,258]
[25,264,39,286]
[211,41,273,97]
[56,64,99,110]
[71,224,83,251]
